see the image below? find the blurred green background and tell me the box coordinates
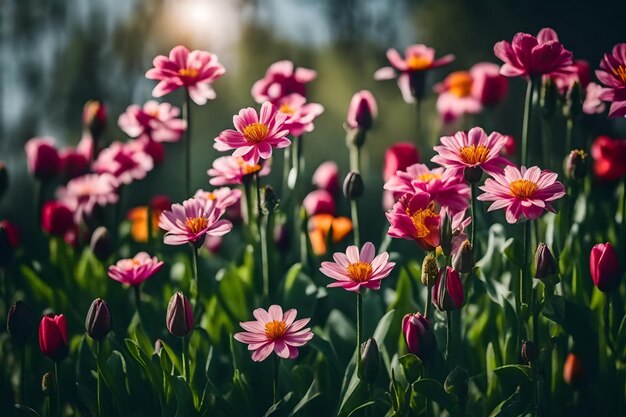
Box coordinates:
[1,0,625,242]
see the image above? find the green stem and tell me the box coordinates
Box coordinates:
[566,118,574,155]
[522,220,530,331]
[415,99,422,144]
[133,285,142,323]
[255,172,262,226]
[521,78,535,167]
[604,293,614,353]
[470,183,477,248]
[273,355,280,404]
[425,284,432,319]
[55,362,61,417]
[446,311,452,366]
[242,179,255,242]
[191,245,199,316]
[96,342,102,417]
[183,89,192,197]
[350,199,360,247]
[356,292,363,376]
[260,213,270,302]
[182,337,190,382]
[20,345,27,404]
[282,146,291,195]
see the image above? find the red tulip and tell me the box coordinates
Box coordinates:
[433,267,464,311]
[590,242,622,292]
[25,137,61,180]
[402,312,436,361]
[591,136,626,181]
[383,142,421,182]
[41,201,75,236]
[0,220,20,248]
[39,314,69,361]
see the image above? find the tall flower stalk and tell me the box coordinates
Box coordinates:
[183,90,192,197]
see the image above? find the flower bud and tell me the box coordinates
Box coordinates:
[83,100,107,141]
[0,162,8,199]
[589,242,622,292]
[540,77,558,119]
[463,166,483,184]
[563,353,583,386]
[41,201,75,237]
[383,143,420,182]
[433,267,464,311]
[440,214,453,256]
[347,90,377,131]
[90,227,114,262]
[154,339,164,355]
[421,254,438,286]
[534,243,557,280]
[444,366,469,402]
[452,240,474,274]
[303,190,335,216]
[358,337,380,383]
[402,312,436,361]
[312,161,339,194]
[85,298,112,341]
[343,171,364,200]
[7,300,33,344]
[25,137,61,181]
[564,149,588,181]
[520,340,539,363]
[261,186,279,215]
[39,314,69,362]
[166,292,194,337]
[42,372,54,397]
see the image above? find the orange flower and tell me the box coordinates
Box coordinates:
[308,214,352,255]
[127,195,171,242]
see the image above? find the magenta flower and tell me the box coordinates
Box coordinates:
[108,252,164,287]
[158,197,232,246]
[193,187,242,210]
[312,161,339,194]
[56,173,119,222]
[320,242,395,292]
[477,165,565,224]
[146,45,225,105]
[595,43,626,118]
[251,60,317,104]
[431,127,512,179]
[432,266,464,311]
[118,101,187,143]
[275,93,324,136]
[494,28,573,78]
[347,90,378,130]
[583,83,607,115]
[25,137,61,180]
[234,305,313,362]
[93,141,154,185]
[214,102,290,165]
[303,190,335,216]
[549,60,591,95]
[386,191,440,251]
[207,156,270,186]
[384,164,469,215]
[374,44,454,102]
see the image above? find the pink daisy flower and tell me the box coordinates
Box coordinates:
[158,197,233,246]
[207,156,271,186]
[431,127,512,179]
[56,173,119,222]
[234,305,313,362]
[595,43,626,118]
[193,187,242,210]
[477,165,566,224]
[275,93,324,136]
[108,252,164,286]
[320,242,395,292]
[145,45,225,105]
[251,60,317,104]
[213,102,290,165]
[386,191,440,251]
[384,164,469,214]
[374,44,454,103]
[118,101,187,143]
[494,28,573,78]
[93,141,154,185]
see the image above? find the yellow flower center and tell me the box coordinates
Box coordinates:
[417,172,442,183]
[509,179,539,199]
[279,104,295,115]
[264,320,287,340]
[459,145,490,165]
[406,55,433,71]
[204,192,217,200]
[185,217,208,234]
[406,203,439,238]
[236,157,262,175]
[612,65,626,83]
[242,122,269,144]
[447,71,473,97]
[178,68,199,78]
[346,262,373,282]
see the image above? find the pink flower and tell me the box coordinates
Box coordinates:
[583,83,607,115]
[494,28,573,78]
[549,60,591,95]
[477,165,565,224]
[59,147,90,180]
[431,127,512,179]
[432,266,464,311]
[57,173,119,222]
[501,135,516,157]
[251,60,317,104]
[320,242,395,292]
[470,62,509,105]
[108,252,164,287]
[207,156,270,186]
[25,137,61,180]
[303,190,335,216]
[274,93,324,136]
[347,90,378,130]
[118,101,187,143]
[134,137,165,165]
[595,43,626,118]
[193,187,242,210]
[158,197,233,246]
[374,44,454,102]
[383,142,421,182]
[93,141,154,185]
[386,191,440,251]
[146,45,225,105]
[214,102,290,165]
[312,161,339,194]
[234,305,313,362]
[384,164,469,214]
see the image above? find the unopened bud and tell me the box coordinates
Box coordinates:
[7,300,33,344]
[261,186,279,215]
[85,298,112,341]
[421,254,438,286]
[521,340,539,363]
[564,149,588,181]
[42,372,54,396]
[440,214,453,256]
[463,167,483,185]
[358,337,380,383]
[154,339,164,355]
[452,240,474,274]
[534,243,557,280]
[343,171,364,200]
[90,227,113,262]
[166,292,194,337]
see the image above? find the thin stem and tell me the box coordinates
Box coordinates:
[521,78,535,167]
[282,146,291,195]
[260,213,270,302]
[621,178,626,231]
[425,284,432,318]
[191,245,199,316]
[133,285,142,323]
[242,179,255,242]
[446,311,452,366]
[182,337,190,382]
[350,199,360,247]
[96,342,102,417]
[356,292,363,376]
[470,183,477,248]
[415,99,422,144]
[183,89,192,197]
[20,345,27,404]
[255,172,262,225]
[566,118,574,155]
[604,293,614,353]
[54,362,60,417]
[531,360,541,417]
[273,355,280,404]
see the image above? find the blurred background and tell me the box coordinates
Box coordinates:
[1,0,625,242]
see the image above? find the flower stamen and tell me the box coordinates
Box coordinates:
[459,145,490,165]
[509,179,539,198]
[178,68,199,78]
[407,203,439,238]
[612,65,626,83]
[346,262,373,282]
[185,217,209,234]
[242,123,270,144]
[447,71,473,97]
[417,172,442,183]
[264,320,287,340]
[407,55,433,71]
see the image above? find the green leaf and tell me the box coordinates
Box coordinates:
[169,375,199,417]
[486,342,497,398]
[20,265,55,306]
[288,378,321,417]
[412,378,459,414]
[337,400,376,417]
[309,330,341,369]
[14,405,41,417]
[398,354,422,384]
[488,387,527,417]
[98,350,131,412]
[76,382,98,417]
[493,365,532,389]
[502,238,524,268]
[263,392,294,417]
[615,314,626,357]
